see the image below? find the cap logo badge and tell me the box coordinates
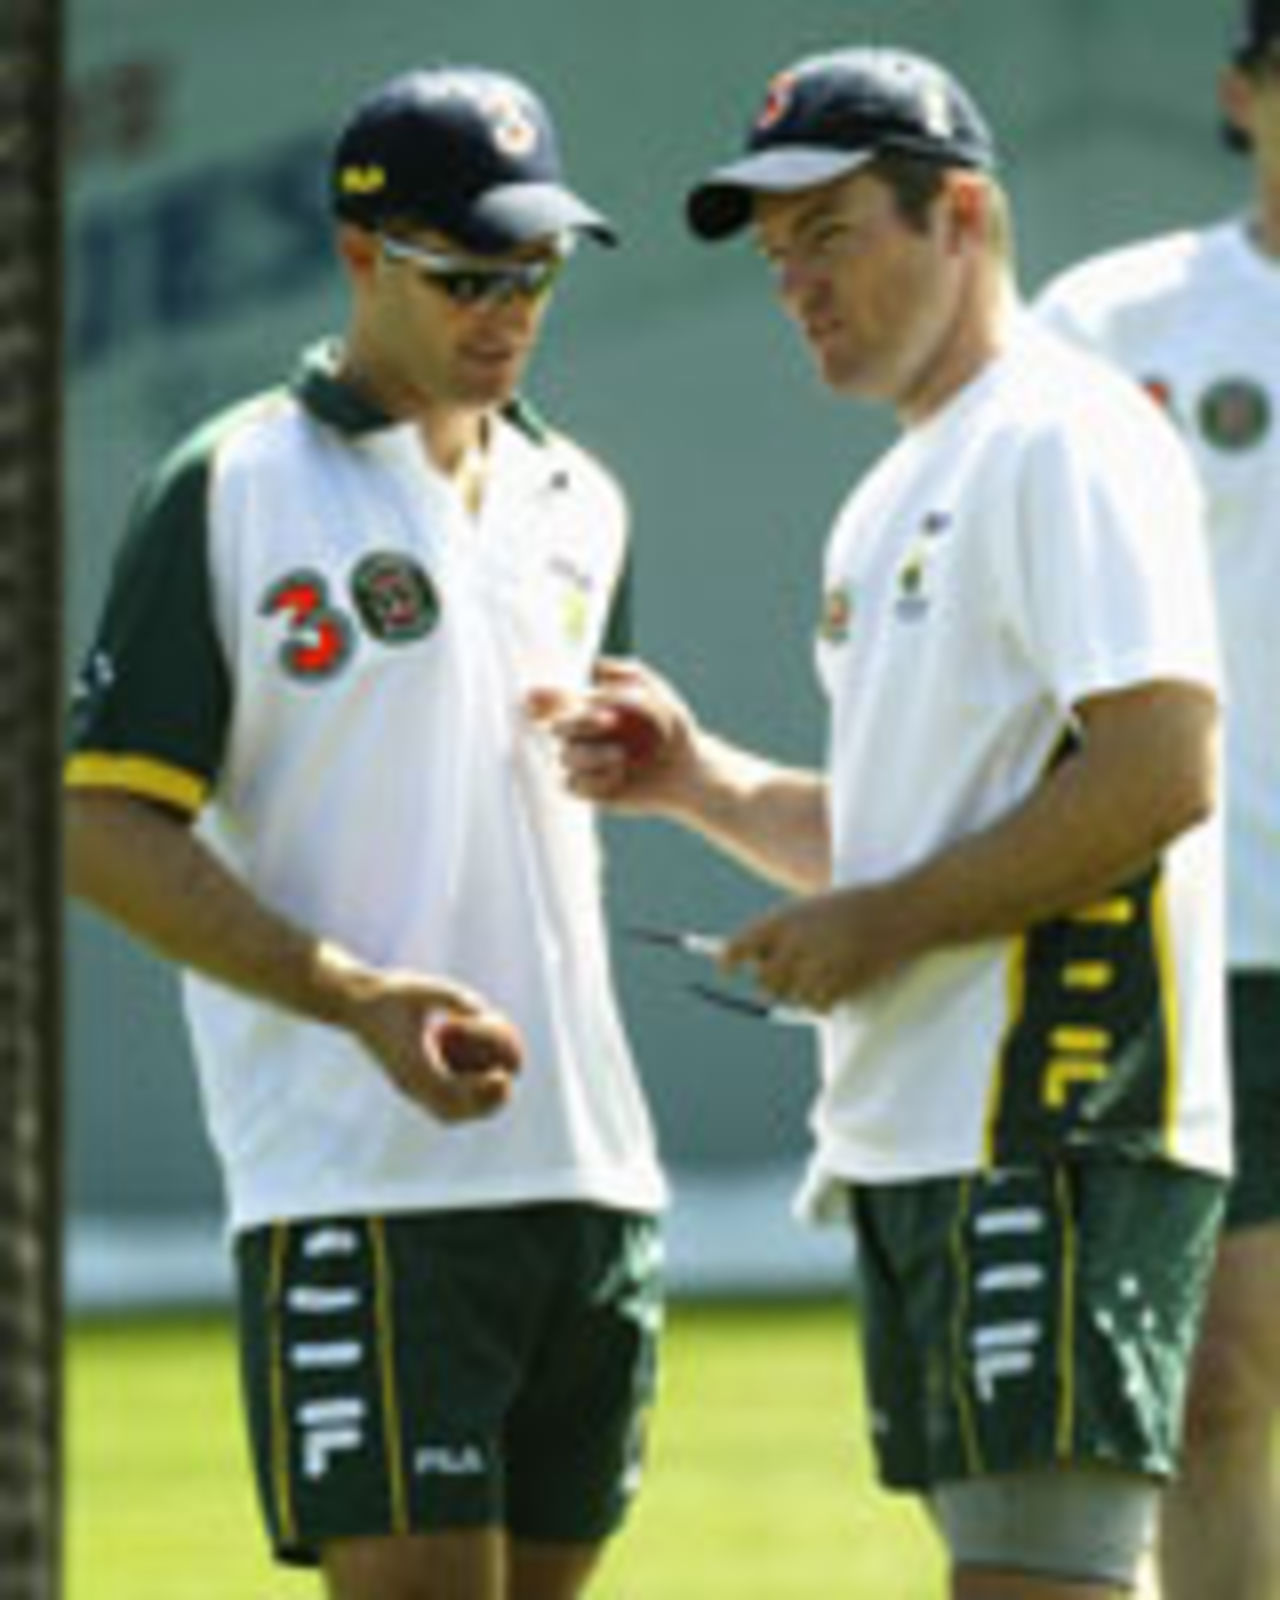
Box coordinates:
[756,71,797,132]
[486,90,539,157]
[435,76,539,159]
[340,164,387,196]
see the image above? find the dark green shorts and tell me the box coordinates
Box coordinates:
[848,1161,1225,1493]
[234,1204,663,1565]
[1225,972,1280,1231]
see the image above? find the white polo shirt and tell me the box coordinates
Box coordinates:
[801,320,1229,1216]
[68,347,666,1232]
[1038,219,1280,970]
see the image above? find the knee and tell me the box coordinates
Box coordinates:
[1181,1326,1276,1450]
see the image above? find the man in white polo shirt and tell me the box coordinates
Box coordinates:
[65,65,665,1600]
[544,46,1230,1600]
[1036,5,1280,1594]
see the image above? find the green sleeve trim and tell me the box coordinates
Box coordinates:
[602,553,634,656]
[67,399,260,794]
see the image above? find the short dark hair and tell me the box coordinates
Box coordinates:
[1223,48,1279,154]
[1225,2,1280,152]
[1233,0,1280,67]
[868,153,949,232]
[870,150,1016,269]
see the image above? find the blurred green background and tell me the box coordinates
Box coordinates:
[68,1301,947,1598]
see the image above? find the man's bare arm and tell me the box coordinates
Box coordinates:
[65,787,515,1121]
[724,681,1219,1009]
[532,656,831,894]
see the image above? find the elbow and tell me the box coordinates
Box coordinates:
[1156,690,1221,847]
[796,824,835,896]
[1121,776,1213,885]
[1156,754,1218,850]
[1182,772,1217,835]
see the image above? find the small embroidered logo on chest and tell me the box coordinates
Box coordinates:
[548,555,594,645]
[351,552,440,644]
[556,588,588,646]
[892,510,951,622]
[1141,374,1176,416]
[818,583,854,644]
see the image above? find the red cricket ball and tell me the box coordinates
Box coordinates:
[429,1011,524,1077]
[607,697,663,766]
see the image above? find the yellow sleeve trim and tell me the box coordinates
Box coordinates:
[64,752,209,815]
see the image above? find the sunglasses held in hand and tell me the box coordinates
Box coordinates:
[626,924,812,1027]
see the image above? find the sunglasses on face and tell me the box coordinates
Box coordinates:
[378,233,571,306]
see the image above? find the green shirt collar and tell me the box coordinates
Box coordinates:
[292,340,551,447]
[292,341,392,436]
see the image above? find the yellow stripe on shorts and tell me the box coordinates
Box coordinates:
[268,1223,298,1550]
[1053,1168,1078,1459]
[369,1219,410,1534]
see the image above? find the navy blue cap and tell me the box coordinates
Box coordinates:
[1235,0,1280,59]
[1224,0,1280,151]
[332,67,616,253]
[687,48,997,242]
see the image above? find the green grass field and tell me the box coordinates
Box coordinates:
[67,1298,945,1598]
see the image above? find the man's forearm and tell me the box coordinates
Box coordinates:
[722,682,1219,1012]
[662,732,831,894]
[65,788,372,1026]
[883,683,1218,960]
[65,786,521,1125]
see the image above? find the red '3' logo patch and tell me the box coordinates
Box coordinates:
[260,554,440,683]
[260,569,355,681]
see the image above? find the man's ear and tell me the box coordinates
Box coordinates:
[1218,65,1255,149]
[335,222,380,284]
[946,171,987,248]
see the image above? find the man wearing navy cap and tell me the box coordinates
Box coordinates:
[543,45,1231,1599]
[65,66,665,1600]
[1039,5,1280,1596]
